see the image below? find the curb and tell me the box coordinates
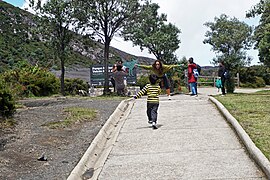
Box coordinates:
[209,96,270,178]
[67,98,134,180]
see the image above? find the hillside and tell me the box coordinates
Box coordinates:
[0,0,154,80]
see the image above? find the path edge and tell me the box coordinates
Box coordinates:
[67,98,134,180]
[209,96,270,178]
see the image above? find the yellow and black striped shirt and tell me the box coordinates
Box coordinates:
[134,84,161,103]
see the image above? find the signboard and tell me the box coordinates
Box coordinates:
[90,64,137,86]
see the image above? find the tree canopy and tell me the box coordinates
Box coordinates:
[246,0,270,67]
[74,0,147,94]
[122,2,181,64]
[203,14,253,70]
[29,0,75,95]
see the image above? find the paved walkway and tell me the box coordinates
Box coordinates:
[97,88,267,179]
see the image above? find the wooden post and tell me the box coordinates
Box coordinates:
[237,73,240,88]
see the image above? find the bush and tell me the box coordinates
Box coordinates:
[226,77,235,93]
[136,75,149,89]
[0,79,16,119]
[64,78,89,96]
[240,76,266,88]
[1,63,60,98]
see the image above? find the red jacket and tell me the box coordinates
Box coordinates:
[188,63,197,83]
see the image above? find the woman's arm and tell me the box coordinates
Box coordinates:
[137,64,152,70]
[162,64,181,73]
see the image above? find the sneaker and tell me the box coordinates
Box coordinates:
[152,122,158,129]
[148,120,152,124]
[168,95,171,100]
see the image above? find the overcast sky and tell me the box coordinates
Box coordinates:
[4,0,261,66]
[112,0,261,66]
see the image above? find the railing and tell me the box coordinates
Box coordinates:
[184,73,240,88]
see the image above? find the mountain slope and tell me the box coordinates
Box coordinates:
[0,0,154,75]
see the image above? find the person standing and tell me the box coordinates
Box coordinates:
[133,74,161,129]
[136,60,181,100]
[188,57,198,96]
[113,64,127,96]
[218,61,227,95]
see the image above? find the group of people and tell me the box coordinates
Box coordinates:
[131,58,228,129]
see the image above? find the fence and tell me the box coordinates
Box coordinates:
[184,73,240,88]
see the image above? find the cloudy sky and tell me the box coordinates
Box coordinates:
[4,0,261,66]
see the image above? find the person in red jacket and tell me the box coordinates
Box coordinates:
[188,57,198,96]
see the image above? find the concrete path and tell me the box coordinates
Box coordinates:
[97,90,267,179]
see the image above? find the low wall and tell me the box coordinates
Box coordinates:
[89,86,140,97]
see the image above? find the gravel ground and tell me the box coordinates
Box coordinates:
[0,96,122,180]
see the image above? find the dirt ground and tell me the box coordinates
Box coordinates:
[0,96,122,180]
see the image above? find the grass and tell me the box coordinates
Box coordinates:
[215,90,270,160]
[0,118,17,129]
[44,107,97,129]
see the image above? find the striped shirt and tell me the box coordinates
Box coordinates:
[134,84,161,104]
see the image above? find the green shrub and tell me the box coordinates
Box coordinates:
[240,76,265,88]
[136,75,149,89]
[226,77,235,93]
[0,79,16,119]
[1,62,60,98]
[64,78,89,96]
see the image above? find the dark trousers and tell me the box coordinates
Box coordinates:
[159,74,170,90]
[147,103,159,123]
[221,78,226,95]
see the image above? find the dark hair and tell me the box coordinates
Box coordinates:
[188,57,194,63]
[116,64,122,71]
[149,74,158,85]
[152,59,163,74]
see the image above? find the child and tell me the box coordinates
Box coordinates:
[215,77,222,92]
[133,74,161,129]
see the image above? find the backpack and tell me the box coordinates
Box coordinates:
[224,70,230,79]
[193,64,201,78]
[215,79,222,88]
[193,68,199,78]
[196,64,201,74]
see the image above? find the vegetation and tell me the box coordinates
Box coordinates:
[64,78,89,96]
[0,1,95,73]
[1,61,59,98]
[0,79,16,119]
[44,107,97,128]
[123,2,181,64]
[239,65,270,87]
[247,0,270,67]
[204,14,253,93]
[29,0,77,95]
[215,91,270,160]
[74,0,148,94]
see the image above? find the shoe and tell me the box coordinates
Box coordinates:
[148,120,152,124]
[168,95,171,100]
[152,122,158,129]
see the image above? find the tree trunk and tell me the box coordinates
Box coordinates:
[103,38,111,95]
[60,56,65,96]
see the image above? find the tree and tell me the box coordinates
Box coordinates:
[29,0,75,95]
[123,2,181,64]
[203,14,253,92]
[74,0,146,94]
[246,0,270,67]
